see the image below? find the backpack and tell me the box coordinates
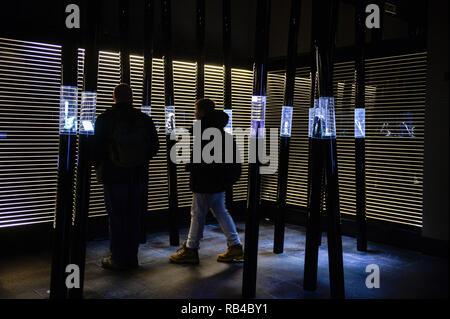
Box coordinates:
[109,110,150,168]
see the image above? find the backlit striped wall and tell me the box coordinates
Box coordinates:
[364,53,426,227]
[0,38,61,228]
[262,53,426,228]
[0,37,426,229]
[0,38,253,227]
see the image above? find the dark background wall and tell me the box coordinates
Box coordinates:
[1,0,418,66]
[423,0,449,241]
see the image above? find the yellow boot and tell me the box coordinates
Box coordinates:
[170,242,199,264]
[217,244,244,263]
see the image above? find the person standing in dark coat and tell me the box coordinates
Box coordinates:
[170,98,243,264]
[94,83,159,270]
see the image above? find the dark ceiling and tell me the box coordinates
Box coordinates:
[0,0,427,67]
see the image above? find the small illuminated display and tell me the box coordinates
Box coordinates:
[224,109,233,134]
[280,106,293,137]
[165,105,176,135]
[59,85,78,135]
[354,108,365,138]
[250,95,266,138]
[82,121,94,132]
[310,97,336,139]
[141,105,151,117]
[79,91,97,135]
[308,108,315,138]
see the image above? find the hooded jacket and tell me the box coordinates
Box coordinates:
[187,109,241,193]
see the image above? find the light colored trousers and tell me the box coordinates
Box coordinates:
[186,192,241,249]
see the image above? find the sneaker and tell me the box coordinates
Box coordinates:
[169,242,200,264]
[217,244,244,263]
[101,256,138,271]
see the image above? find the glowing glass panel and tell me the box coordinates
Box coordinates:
[59,85,78,135]
[165,105,176,135]
[250,95,266,138]
[280,106,293,137]
[354,108,365,138]
[79,91,96,135]
[310,96,336,139]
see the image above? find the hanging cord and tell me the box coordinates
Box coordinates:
[314,44,321,99]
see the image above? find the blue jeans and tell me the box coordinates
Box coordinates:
[186,192,241,249]
[103,183,145,267]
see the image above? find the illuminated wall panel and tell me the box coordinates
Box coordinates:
[148,58,169,211]
[231,68,253,202]
[72,48,85,225]
[173,61,197,208]
[0,38,61,228]
[260,71,285,202]
[0,38,255,228]
[334,61,357,217]
[204,65,224,110]
[285,68,312,207]
[364,52,426,227]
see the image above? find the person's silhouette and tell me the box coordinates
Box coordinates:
[94,83,159,270]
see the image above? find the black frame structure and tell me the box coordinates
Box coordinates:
[303,0,345,299]
[273,0,302,255]
[242,0,271,299]
[49,1,80,299]
[222,0,233,213]
[140,0,155,244]
[196,0,205,100]
[355,0,367,252]
[119,0,131,85]
[161,0,179,247]
[67,0,100,299]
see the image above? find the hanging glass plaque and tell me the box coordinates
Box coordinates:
[250,95,266,138]
[59,85,78,135]
[354,108,365,138]
[79,91,96,135]
[310,96,336,139]
[280,106,293,137]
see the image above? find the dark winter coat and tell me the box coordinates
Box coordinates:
[93,102,159,185]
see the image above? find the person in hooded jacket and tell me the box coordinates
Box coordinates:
[170,98,243,264]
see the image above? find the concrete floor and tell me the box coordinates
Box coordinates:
[0,221,448,299]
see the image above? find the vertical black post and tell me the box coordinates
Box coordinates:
[372,0,384,43]
[119,0,131,84]
[50,3,79,299]
[320,0,345,299]
[242,0,271,299]
[161,0,179,246]
[196,0,205,100]
[140,0,155,244]
[68,0,100,300]
[355,0,367,252]
[222,0,234,214]
[303,133,324,291]
[273,0,301,254]
[303,2,324,293]
[303,0,345,299]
